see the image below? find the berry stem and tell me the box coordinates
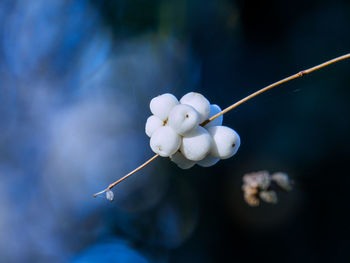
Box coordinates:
[93,53,350,197]
[201,53,350,126]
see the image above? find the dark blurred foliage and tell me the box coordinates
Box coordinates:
[0,0,349,262]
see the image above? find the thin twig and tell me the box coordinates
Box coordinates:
[93,154,159,197]
[94,53,350,197]
[201,53,350,126]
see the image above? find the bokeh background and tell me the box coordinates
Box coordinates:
[0,0,349,262]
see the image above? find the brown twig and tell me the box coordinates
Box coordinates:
[93,53,350,197]
[93,154,159,197]
[201,53,350,126]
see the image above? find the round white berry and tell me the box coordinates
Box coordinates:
[197,154,220,167]
[168,104,200,136]
[180,126,212,161]
[150,93,179,121]
[145,115,163,137]
[207,126,240,159]
[170,151,196,169]
[150,126,181,157]
[204,104,223,128]
[180,92,210,123]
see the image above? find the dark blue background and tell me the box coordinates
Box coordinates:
[0,0,349,262]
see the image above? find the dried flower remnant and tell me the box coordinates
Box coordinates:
[242,171,293,207]
[259,191,278,204]
[271,172,293,191]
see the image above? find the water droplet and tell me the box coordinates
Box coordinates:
[106,190,114,202]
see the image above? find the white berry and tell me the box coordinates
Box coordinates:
[197,154,220,167]
[150,126,181,157]
[150,93,179,121]
[204,104,223,128]
[145,115,163,137]
[170,151,196,169]
[207,126,240,159]
[168,104,200,136]
[180,126,212,161]
[180,92,210,123]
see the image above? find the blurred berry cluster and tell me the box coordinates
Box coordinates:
[242,171,293,206]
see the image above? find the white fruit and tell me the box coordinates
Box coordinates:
[150,93,179,121]
[150,126,181,157]
[145,115,163,137]
[180,126,212,161]
[197,154,220,167]
[207,126,240,159]
[170,151,196,169]
[204,104,223,128]
[168,104,200,136]
[180,92,210,123]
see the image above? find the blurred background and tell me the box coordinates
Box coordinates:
[0,0,349,262]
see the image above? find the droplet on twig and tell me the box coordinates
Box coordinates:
[106,190,114,202]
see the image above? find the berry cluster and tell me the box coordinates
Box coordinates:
[145,92,240,169]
